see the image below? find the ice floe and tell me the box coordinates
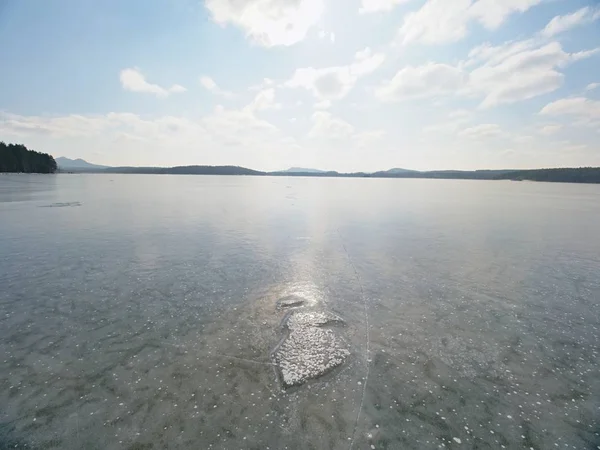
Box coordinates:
[272,309,349,387]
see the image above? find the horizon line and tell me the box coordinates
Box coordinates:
[54,158,600,173]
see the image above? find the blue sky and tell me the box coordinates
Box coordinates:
[1,0,599,171]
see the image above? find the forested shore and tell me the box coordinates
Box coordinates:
[0,142,57,173]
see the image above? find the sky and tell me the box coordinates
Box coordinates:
[0,0,599,172]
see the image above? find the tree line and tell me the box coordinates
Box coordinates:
[0,142,57,173]
[495,167,600,183]
[98,165,600,183]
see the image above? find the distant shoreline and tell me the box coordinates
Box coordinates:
[48,165,600,184]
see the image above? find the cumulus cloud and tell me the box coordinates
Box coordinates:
[359,0,411,14]
[586,83,600,91]
[398,0,542,45]
[318,30,335,42]
[539,124,562,135]
[352,48,386,76]
[469,0,542,30]
[249,78,275,92]
[200,76,234,98]
[307,111,385,147]
[375,63,465,102]
[458,123,503,139]
[314,100,332,109]
[285,48,385,103]
[308,111,354,138]
[0,109,388,170]
[467,41,570,108]
[377,39,599,107]
[469,40,600,107]
[245,88,281,112]
[542,7,600,37]
[0,112,112,138]
[204,0,324,47]
[448,109,471,119]
[540,97,600,127]
[0,109,299,169]
[120,68,186,97]
[423,109,472,134]
[571,48,600,61]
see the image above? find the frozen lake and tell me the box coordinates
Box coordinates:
[1,174,599,449]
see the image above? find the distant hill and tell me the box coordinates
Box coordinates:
[284,167,327,173]
[106,165,265,176]
[496,167,600,183]
[380,168,417,174]
[37,149,600,183]
[56,157,108,170]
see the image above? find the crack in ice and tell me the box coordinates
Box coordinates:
[339,232,371,450]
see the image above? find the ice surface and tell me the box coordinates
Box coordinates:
[2,175,600,450]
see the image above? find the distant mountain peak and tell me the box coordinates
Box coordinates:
[383,167,417,174]
[55,157,107,169]
[285,167,326,173]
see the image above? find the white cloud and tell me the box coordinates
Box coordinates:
[307,112,385,148]
[539,124,562,135]
[542,7,599,37]
[354,130,386,142]
[0,109,298,169]
[398,0,471,45]
[204,0,324,47]
[308,111,354,138]
[377,38,599,107]
[423,109,472,133]
[318,30,335,42]
[286,67,353,101]
[468,41,569,108]
[466,39,536,67]
[458,123,503,139]
[0,112,217,143]
[586,83,600,91]
[199,76,218,91]
[398,0,541,46]
[355,47,373,60]
[202,108,283,145]
[285,49,385,103]
[120,68,186,97]
[448,109,471,119]
[469,0,542,30]
[0,112,112,138]
[540,97,600,126]
[375,63,465,102]
[359,0,411,14]
[245,88,281,111]
[571,48,600,61]
[314,100,332,109]
[249,78,275,92]
[200,76,234,98]
[169,85,187,94]
[467,40,599,107]
[352,48,386,76]
[513,135,534,144]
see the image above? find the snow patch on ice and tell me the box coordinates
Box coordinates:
[272,311,349,387]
